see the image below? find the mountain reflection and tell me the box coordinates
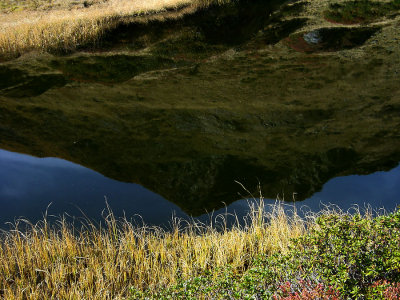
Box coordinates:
[0,0,399,216]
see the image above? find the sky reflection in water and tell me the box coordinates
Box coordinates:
[228,166,400,222]
[0,149,187,227]
[1,148,399,227]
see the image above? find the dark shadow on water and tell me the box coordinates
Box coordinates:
[0,66,67,98]
[0,149,187,228]
[0,148,399,229]
[0,0,399,220]
[51,55,178,84]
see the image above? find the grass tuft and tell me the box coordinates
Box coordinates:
[0,0,232,59]
[144,207,400,299]
[0,200,306,299]
[2,200,398,299]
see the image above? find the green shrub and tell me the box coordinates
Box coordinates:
[138,210,400,299]
[367,280,400,299]
[262,211,400,298]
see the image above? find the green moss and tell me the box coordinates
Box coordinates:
[51,55,177,83]
[0,66,67,97]
[253,18,308,46]
[151,29,228,60]
[3,74,67,98]
[324,0,400,24]
[0,66,26,89]
[277,0,308,17]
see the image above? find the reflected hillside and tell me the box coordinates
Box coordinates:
[1,0,400,215]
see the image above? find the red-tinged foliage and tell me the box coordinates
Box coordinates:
[273,280,341,300]
[369,280,400,300]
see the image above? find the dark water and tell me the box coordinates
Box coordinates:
[1,148,399,227]
[0,149,187,226]
[1,0,400,227]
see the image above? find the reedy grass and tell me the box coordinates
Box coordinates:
[0,0,231,59]
[0,200,307,299]
[147,205,393,299]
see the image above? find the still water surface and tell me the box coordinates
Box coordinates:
[1,148,399,227]
[1,0,400,227]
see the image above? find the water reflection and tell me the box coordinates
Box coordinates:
[1,0,399,219]
[304,165,400,212]
[1,148,399,228]
[0,149,187,226]
[225,164,400,222]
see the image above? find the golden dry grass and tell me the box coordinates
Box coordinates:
[0,201,307,299]
[0,0,228,59]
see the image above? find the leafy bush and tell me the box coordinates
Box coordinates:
[138,210,400,299]
[273,281,341,300]
[367,280,400,300]
[245,211,400,298]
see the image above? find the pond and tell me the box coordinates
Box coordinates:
[1,0,400,227]
[1,148,399,228]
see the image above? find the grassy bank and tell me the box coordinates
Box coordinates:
[0,0,230,59]
[1,202,399,299]
[0,202,306,299]
[150,207,400,299]
[1,0,400,60]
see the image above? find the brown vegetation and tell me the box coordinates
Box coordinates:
[0,0,229,59]
[0,202,306,299]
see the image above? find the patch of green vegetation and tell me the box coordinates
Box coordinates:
[278,0,308,17]
[104,0,306,60]
[0,66,26,89]
[113,0,292,58]
[324,0,400,24]
[51,55,178,84]
[2,74,67,98]
[0,66,67,97]
[151,29,228,60]
[139,210,400,299]
[0,0,28,12]
[254,18,308,46]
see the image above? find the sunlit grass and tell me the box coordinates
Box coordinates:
[0,200,307,299]
[0,0,233,59]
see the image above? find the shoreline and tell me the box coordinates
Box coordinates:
[1,203,399,298]
[0,0,220,60]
